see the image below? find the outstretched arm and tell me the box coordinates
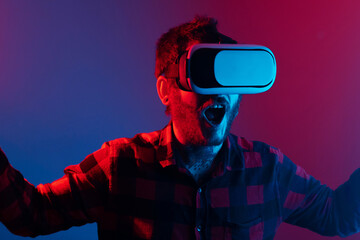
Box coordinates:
[0,146,111,237]
[276,151,360,237]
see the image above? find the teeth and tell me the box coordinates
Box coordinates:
[211,104,224,109]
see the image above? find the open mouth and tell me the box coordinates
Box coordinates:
[204,104,226,126]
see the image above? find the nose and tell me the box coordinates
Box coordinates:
[197,94,227,102]
[211,95,229,104]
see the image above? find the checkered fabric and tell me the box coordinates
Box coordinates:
[1,123,360,239]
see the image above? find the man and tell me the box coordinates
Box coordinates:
[0,16,359,240]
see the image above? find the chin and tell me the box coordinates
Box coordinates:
[204,138,225,146]
[202,129,228,146]
[201,122,230,145]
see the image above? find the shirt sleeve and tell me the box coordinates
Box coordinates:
[276,151,360,237]
[0,145,112,237]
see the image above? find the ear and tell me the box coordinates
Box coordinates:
[156,76,170,106]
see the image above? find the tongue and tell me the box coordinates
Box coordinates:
[205,108,225,125]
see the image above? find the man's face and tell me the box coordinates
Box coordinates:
[164,41,242,147]
[169,83,242,146]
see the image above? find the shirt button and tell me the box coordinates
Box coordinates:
[196,225,202,232]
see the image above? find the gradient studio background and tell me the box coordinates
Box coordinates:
[0,1,359,239]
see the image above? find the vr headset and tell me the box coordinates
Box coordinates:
[165,44,277,94]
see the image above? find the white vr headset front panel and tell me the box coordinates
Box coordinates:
[186,44,277,95]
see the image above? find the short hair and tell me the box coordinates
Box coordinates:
[155,16,237,78]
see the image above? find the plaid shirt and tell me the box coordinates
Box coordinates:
[1,123,360,240]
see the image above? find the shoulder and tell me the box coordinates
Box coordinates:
[65,129,163,175]
[103,129,161,150]
[229,134,307,176]
[228,133,285,167]
[99,129,164,164]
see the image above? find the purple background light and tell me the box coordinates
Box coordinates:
[1,1,359,239]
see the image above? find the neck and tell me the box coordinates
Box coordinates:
[173,124,223,184]
[177,143,222,167]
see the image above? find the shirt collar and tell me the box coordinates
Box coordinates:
[156,122,177,168]
[155,122,245,172]
[225,134,245,171]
